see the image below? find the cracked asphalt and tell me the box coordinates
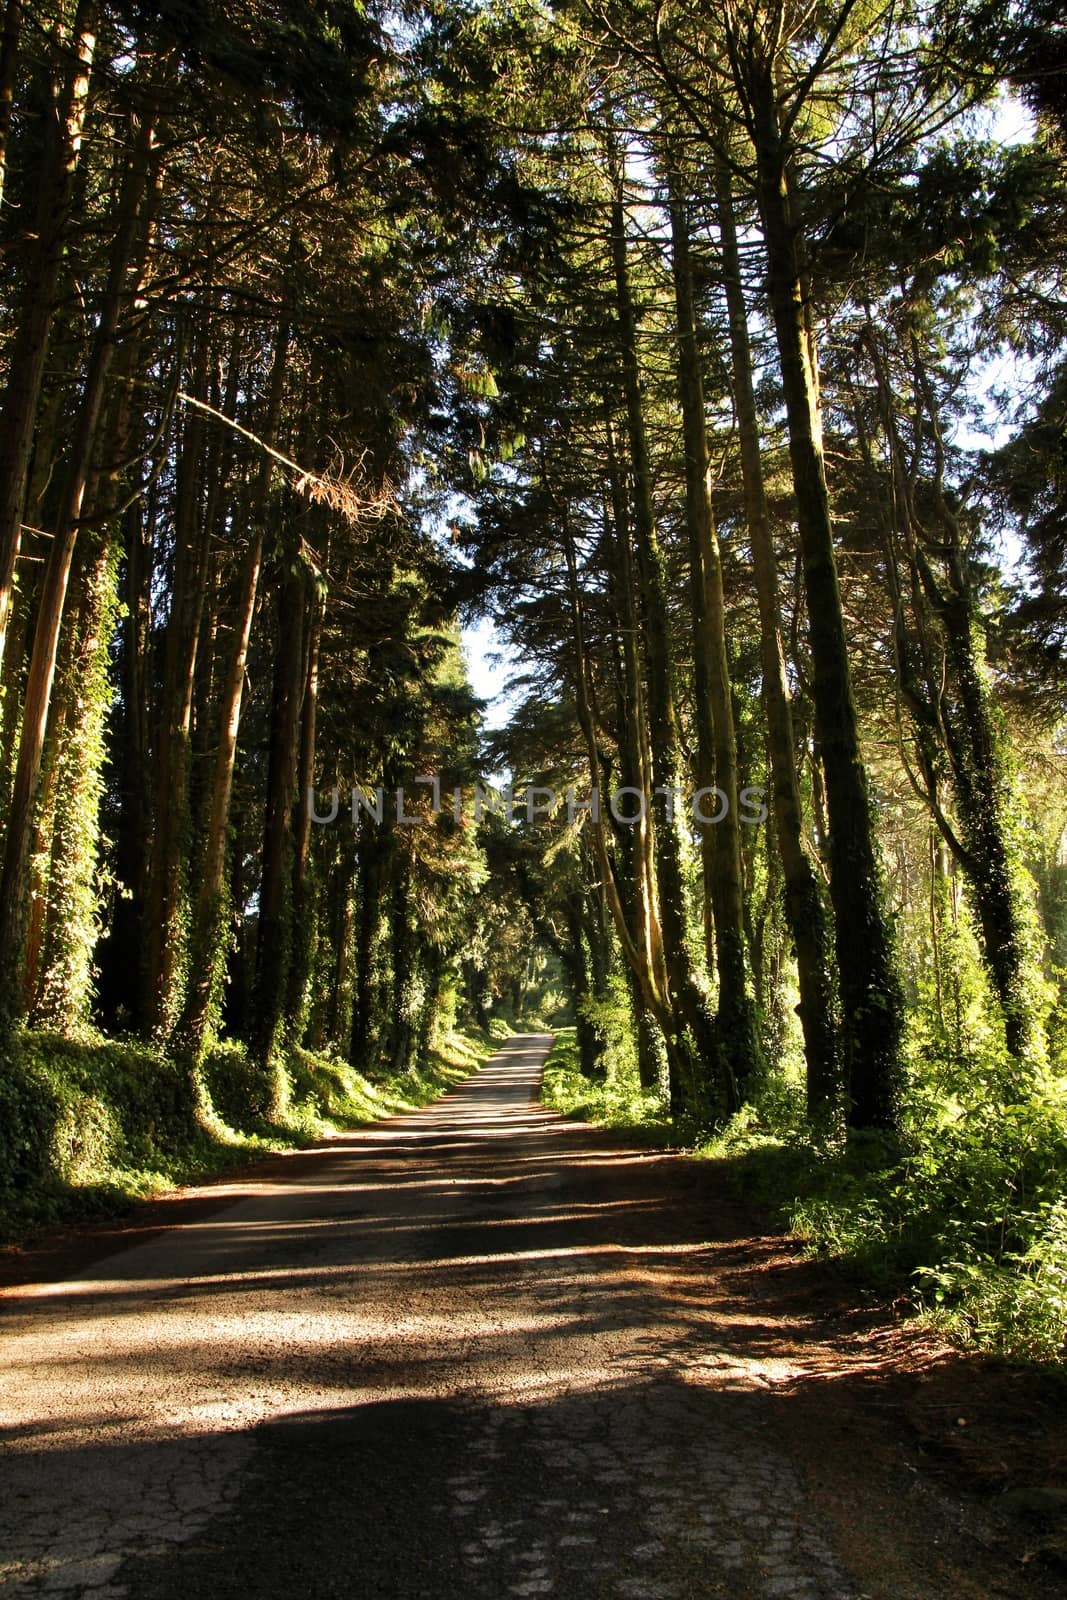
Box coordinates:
[0,1035,1011,1598]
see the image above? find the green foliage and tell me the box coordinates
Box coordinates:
[540,1028,669,1133]
[1,0,1066,1396]
[33,545,123,1033]
[287,1026,490,1127]
[784,1085,1067,1360]
[0,1031,211,1236]
[915,1199,1067,1363]
[541,986,1067,1360]
[199,1039,276,1130]
[0,1023,493,1245]
[576,976,639,1081]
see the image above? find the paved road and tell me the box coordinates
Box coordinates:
[0,1037,939,1598]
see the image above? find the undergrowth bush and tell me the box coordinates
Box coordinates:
[0,1022,493,1245]
[791,1087,1067,1360]
[577,976,642,1083]
[540,1028,668,1133]
[0,1031,224,1235]
[539,1015,1067,1362]
[199,1040,277,1131]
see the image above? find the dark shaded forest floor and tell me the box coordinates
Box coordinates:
[1,1036,1064,1599]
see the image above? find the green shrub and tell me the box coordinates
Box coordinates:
[578,976,640,1082]
[784,1084,1067,1356]
[540,1028,669,1133]
[537,1004,1067,1362]
[0,1045,64,1191]
[914,1215,1067,1363]
[0,1023,492,1245]
[200,1040,276,1131]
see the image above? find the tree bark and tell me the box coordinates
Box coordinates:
[0,0,95,681]
[0,103,154,1033]
[0,0,21,213]
[714,154,840,1119]
[864,323,1039,1065]
[609,175,728,1118]
[748,76,903,1135]
[176,327,289,1059]
[667,165,763,1099]
[143,334,212,1033]
[285,550,327,1042]
[252,525,307,1072]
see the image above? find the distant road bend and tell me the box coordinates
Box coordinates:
[0,1035,1004,1599]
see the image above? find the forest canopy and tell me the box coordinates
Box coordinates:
[0,0,1065,1358]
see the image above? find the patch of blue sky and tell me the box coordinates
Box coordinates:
[463,614,526,732]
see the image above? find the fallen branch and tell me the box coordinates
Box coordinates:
[176,390,392,528]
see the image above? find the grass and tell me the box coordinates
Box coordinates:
[0,1023,495,1247]
[539,1028,673,1140]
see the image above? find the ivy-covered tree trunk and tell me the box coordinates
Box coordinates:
[31,538,120,1030]
[865,325,1042,1067]
[935,579,1038,1063]
[748,77,903,1136]
[0,0,95,681]
[668,168,763,1100]
[0,104,154,1035]
[560,893,603,1079]
[22,296,147,1020]
[714,156,839,1120]
[610,178,728,1118]
[625,963,664,1091]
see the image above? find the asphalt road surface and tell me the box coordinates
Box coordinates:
[0,1036,1002,1599]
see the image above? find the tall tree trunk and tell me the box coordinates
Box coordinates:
[285,556,327,1043]
[609,176,727,1118]
[388,852,415,1073]
[175,492,262,1059]
[748,77,903,1135]
[175,327,289,1059]
[864,324,1040,1066]
[714,154,839,1119]
[143,334,212,1033]
[934,578,1037,1063]
[95,494,153,1027]
[323,846,356,1051]
[190,333,242,775]
[351,815,391,1070]
[668,165,762,1099]
[25,327,142,1019]
[562,513,679,1077]
[253,528,307,1071]
[31,537,120,1029]
[0,0,95,681]
[0,0,21,213]
[558,893,604,1078]
[0,104,153,1033]
[602,420,668,1012]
